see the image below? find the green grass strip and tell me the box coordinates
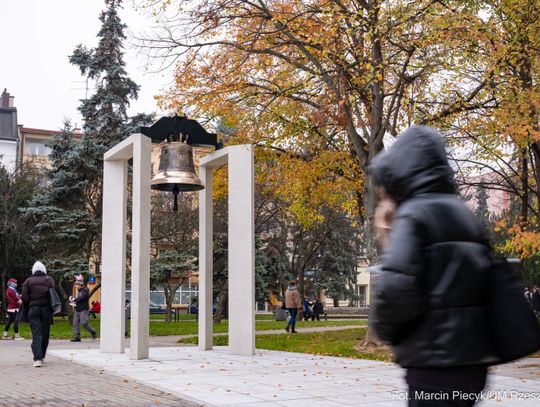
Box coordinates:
[177,328,393,362]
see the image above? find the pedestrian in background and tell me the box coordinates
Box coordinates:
[3,278,24,340]
[70,276,97,342]
[312,298,324,321]
[303,297,313,321]
[370,126,495,406]
[21,261,54,367]
[284,281,302,333]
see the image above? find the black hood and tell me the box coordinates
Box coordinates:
[369,126,455,203]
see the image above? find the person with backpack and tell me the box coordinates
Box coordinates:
[21,261,54,367]
[370,126,496,406]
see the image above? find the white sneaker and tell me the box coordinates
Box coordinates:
[14,334,24,341]
[33,360,43,367]
[2,332,9,340]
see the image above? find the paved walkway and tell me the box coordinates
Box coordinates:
[0,339,198,407]
[49,345,540,407]
[3,332,539,406]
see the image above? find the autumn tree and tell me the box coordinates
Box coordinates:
[424,0,540,270]
[137,0,489,263]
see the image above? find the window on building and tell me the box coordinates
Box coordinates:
[25,142,52,156]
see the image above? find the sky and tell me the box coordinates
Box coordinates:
[1,0,170,130]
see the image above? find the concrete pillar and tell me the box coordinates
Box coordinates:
[228,146,255,355]
[100,159,127,353]
[198,165,214,350]
[130,136,151,360]
[100,134,152,359]
[198,145,255,355]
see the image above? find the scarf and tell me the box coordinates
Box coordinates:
[7,282,20,297]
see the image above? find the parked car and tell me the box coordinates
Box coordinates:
[149,301,175,314]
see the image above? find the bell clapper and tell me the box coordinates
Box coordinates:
[173,185,180,212]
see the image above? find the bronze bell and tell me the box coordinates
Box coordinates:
[151,141,204,211]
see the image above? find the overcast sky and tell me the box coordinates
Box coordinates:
[1,0,169,130]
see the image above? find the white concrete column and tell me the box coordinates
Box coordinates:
[130,136,152,360]
[101,159,127,353]
[198,166,214,350]
[228,145,255,355]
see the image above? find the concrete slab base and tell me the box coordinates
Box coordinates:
[49,347,540,406]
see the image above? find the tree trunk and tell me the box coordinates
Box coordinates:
[56,277,73,322]
[89,283,101,297]
[363,176,384,346]
[164,286,172,323]
[213,290,227,324]
[531,143,540,228]
[520,148,529,224]
[363,174,380,265]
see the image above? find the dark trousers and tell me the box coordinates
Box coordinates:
[408,387,478,407]
[4,311,19,333]
[286,308,298,331]
[72,309,96,339]
[28,305,52,361]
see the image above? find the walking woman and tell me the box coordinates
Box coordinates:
[3,278,24,340]
[284,281,302,333]
[21,261,54,367]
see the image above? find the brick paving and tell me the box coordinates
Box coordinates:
[0,340,200,407]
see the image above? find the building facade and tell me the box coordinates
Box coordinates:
[0,89,18,171]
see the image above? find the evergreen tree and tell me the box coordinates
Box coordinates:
[24,0,142,307]
[70,0,139,150]
[23,121,93,309]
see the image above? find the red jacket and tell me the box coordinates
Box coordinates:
[6,287,21,311]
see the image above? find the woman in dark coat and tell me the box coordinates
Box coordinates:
[21,261,54,367]
[370,126,496,406]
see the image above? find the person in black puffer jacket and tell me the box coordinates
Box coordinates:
[21,261,54,367]
[370,126,497,406]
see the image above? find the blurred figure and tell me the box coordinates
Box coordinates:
[374,187,396,251]
[22,261,54,367]
[370,126,495,406]
[284,281,302,333]
[3,278,23,340]
[532,286,540,317]
[524,287,533,307]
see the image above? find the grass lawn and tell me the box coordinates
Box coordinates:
[177,328,393,362]
[13,317,365,340]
